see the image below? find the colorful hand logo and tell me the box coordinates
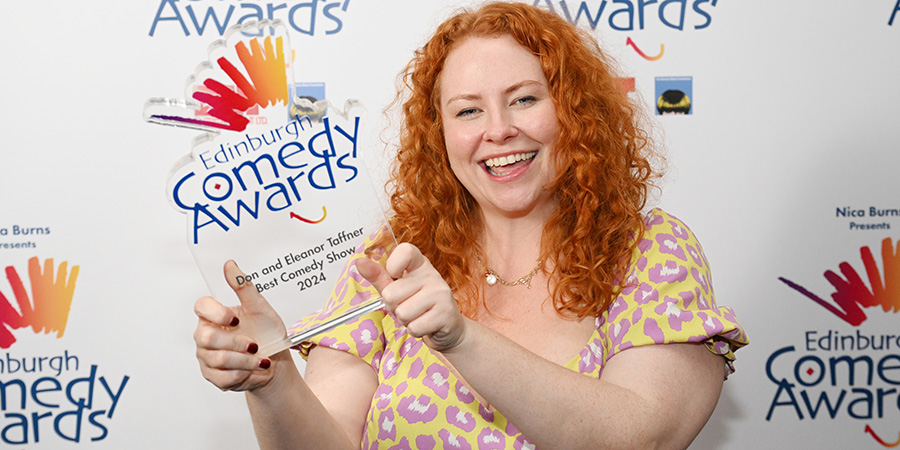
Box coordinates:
[145,22,291,132]
[780,238,900,326]
[0,258,79,348]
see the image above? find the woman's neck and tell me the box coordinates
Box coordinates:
[477,205,553,277]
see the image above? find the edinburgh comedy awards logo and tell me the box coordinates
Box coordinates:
[775,231,900,447]
[0,256,130,445]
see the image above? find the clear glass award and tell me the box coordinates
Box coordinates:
[144,20,391,356]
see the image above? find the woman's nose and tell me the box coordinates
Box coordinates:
[483,110,518,143]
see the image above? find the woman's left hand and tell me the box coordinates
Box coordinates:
[356,243,468,352]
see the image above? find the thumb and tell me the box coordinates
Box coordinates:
[223,260,267,310]
[223,260,288,355]
[355,257,394,294]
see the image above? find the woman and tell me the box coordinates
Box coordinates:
[193,3,748,449]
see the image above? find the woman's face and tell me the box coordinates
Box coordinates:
[439,34,560,219]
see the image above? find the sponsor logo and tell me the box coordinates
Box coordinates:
[655,76,693,115]
[617,77,636,94]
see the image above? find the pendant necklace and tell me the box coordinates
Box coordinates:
[478,255,542,289]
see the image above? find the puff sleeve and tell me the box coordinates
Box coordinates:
[600,209,748,376]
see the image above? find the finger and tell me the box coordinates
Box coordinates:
[193,320,259,354]
[356,257,394,294]
[198,346,265,371]
[195,296,240,327]
[223,260,267,310]
[409,308,468,352]
[403,305,451,338]
[380,272,425,301]
[385,243,427,279]
[391,292,432,325]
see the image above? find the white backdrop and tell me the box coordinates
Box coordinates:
[1,0,899,448]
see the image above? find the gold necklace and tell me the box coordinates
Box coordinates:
[479,257,542,289]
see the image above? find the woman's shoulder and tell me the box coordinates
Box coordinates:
[635,208,708,267]
[642,208,696,238]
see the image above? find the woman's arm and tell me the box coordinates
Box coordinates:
[243,346,377,450]
[358,244,724,450]
[194,260,377,450]
[443,320,723,450]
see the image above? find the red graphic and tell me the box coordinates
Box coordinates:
[626,37,664,61]
[148,35,289,132]
[290,206,327,224]
[193,85,263,119]
[0,258,80,348]
[866,425,900,447]
[779,238,899,326]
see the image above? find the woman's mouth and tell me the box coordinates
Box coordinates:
[483,151,537,176]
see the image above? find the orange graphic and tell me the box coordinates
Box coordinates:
[866,425,900,447]
[0,257,79,348]
[290,206,328,224]
[626,37,664,61]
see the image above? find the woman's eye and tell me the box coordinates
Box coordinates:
[456,108,478,117]
[514,96,537,106]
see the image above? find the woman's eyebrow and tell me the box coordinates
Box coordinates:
[444,80,544,106]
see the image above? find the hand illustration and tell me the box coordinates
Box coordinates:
[779,238,899,326]
[144,23,290,132]
[0,257,80,348]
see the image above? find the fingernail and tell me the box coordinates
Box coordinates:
[247,343,259,354]
[259,358,271,370]
[230,317,240,327]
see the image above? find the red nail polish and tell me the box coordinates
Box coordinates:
[259,359,271,369]
[247,343,259,354]
[230,317,240,327]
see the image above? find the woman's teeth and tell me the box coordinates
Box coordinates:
[484,151,536,175]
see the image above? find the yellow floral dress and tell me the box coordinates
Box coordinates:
[290,209,748,449]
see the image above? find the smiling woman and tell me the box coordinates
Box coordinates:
[440,34,560,220]
[192,2,748,450]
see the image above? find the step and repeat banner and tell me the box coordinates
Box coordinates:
[1,1,898,448]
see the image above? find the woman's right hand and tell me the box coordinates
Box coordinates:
[193,260,289,392]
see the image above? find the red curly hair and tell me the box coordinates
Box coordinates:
[373,2,658,318]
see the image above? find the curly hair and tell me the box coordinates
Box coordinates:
[373,1,659,318]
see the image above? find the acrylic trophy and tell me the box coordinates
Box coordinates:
[144,20,391,356]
